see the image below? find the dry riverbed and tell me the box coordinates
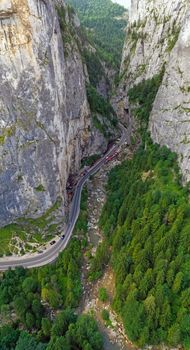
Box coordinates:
[80,143,136,350]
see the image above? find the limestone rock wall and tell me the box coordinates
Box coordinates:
[149,9,190,182]
[121,0,187,85]
[120,0,190,181]
[0,0,91,225]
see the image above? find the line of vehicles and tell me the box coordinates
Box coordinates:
[66,150,120,198]
[105,150,119,163]
[38,149,120,254]
[56,149,119,250]
[50,234,65,246]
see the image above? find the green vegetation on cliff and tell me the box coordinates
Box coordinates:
[0,189,103,350]
[128,68,165,136]
[83,49,106,88]
[87,84,118,138]
[0,198,63,257]
[92,74,190,347]
[57,3,119,141]
[66,0,127,68]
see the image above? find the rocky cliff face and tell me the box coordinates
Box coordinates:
[121,0,187,84]
[120,0,190,181]
[0,0,92,225]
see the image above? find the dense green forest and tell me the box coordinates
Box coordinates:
[0,190,103,349]
[100,141,190,347]
[93,72,190,347]
[65,0,127,68]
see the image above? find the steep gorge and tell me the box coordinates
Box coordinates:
[0,0,111,227]
[2,1,190,348]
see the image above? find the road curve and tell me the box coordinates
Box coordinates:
[0,124,127,271]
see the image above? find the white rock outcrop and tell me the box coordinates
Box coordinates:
[120,0,190,181]
[150,9,190,181]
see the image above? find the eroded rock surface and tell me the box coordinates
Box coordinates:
[119,0,190,181]
[149,9,190,181]
[0,0,90,224]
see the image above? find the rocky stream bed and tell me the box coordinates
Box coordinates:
[79,142,136,350]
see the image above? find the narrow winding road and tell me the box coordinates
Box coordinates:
[0,124,127,271]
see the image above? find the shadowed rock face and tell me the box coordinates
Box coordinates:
[119,0,190,182]
[0,0,91,225]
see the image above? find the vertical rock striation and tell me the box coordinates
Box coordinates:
[149,9,190,181]
[120,0,190,181]
[121,0,187,85]
[0,0,91,225]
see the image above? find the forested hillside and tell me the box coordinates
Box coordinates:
[0,190,103,349]
[66,0,127,68]
[100,142,190,347]
[95,73,190,348]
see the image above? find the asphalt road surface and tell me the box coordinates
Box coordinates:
[0,124,127,271]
